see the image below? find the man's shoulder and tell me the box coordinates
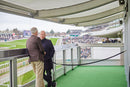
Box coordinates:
[27,36,32,42]
[32,36,41,41]
[27,36,40,42]
[36,37,41,40]
[28,35,36,39]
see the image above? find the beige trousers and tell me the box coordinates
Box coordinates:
[31,61,45,87]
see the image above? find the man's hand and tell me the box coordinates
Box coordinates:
[44,52,46,55]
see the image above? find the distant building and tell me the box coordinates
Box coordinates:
[23,30,31,37]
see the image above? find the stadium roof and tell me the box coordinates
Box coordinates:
[0,0,125,27]
[80,25,123,38]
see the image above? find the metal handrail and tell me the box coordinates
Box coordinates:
[0,45,78,87]
[0,43,124,87]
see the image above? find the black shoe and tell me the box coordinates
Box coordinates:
[47,84,51,87]
[52,82,57,87]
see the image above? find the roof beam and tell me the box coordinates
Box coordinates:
[77,12,124,26]
[0,5,31,17]
[36,6,124,26]
[37,0,117,18]
[63,5,124,24]
[0,0,36,17]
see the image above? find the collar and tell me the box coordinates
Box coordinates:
[41,38,46,41]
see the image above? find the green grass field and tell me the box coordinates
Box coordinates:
[0,39,27,49]
[0,38,58,49]
[18,65,62,85]
[18,70,35,85]
[50,38,58,45]
[0,61,9,65]
[3,65,62,85]
[0,38,58,65]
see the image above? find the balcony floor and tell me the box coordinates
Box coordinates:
[56,66,127,87]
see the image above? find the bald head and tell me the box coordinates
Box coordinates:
[40,31,46,40]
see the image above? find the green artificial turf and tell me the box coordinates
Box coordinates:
[56,66,127,87]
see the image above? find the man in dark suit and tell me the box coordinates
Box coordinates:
[26,27,45,87]
[40,31,56,87]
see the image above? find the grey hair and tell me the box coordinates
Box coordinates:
[31,27,38,34]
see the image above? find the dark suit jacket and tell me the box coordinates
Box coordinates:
[41,38,55,69]
[26,35,44,62]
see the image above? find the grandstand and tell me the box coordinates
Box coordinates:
[69,30,82,37]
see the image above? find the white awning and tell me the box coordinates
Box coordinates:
[0,0,125,27]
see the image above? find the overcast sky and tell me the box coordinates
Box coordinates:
[0,12,86,32]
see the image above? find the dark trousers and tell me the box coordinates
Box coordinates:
[44,69,52,87]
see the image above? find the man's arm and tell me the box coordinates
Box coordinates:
[49,40,55,58]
